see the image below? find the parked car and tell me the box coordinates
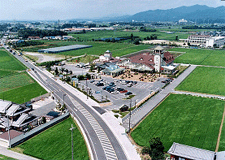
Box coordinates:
[90,80,95,83]
[103,86,111,90]
[96,83,104,86]
[120,90,128,93]
[117,88,124,91]
[95,91,101,94]
[125,92,132,95]
[133,81,137,85]
[127,83,133,87]
[108,88,115,93]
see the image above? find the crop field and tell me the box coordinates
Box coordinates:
[0,49,47,104]
[22,40,151,57]
[131,94,224,151]
[18,117,89,160]
[68,30,190,41]
[0,50,26,71]
[170,48,225,67]
[176,66,225,96]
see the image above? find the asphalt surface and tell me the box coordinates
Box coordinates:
[80,76,166,110]
[12,52,128,160]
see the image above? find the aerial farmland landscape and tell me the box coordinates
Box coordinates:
[1,1,225,160]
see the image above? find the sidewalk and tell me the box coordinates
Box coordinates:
[0,146,38,160]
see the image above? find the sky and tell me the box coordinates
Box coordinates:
[0,0,225,20]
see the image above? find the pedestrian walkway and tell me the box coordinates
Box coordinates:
[172,90,225,100]
[122,65,197,130]
[0,146,38,160]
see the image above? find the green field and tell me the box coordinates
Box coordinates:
[0,154,15,160]
[0,50,26,71]
[18,117,89,160]
[22,40,151,57]
[170,48,225,67]
[68,30,190,41]
[131,94,224,151]
[0,49,47,103]
[176,66,225,96]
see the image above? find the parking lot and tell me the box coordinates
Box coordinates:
[79,76,167,110]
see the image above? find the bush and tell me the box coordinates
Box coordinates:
[141,146,150,154]
[120,105,129,112]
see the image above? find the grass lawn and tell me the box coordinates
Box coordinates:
[0,50,26,71]
[18,117,89,160]
[131,94,224,151]
[170,48,225,67]
[0,154,16,160]
[176,66,225,96]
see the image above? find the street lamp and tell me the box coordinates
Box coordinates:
[69,124,75,160]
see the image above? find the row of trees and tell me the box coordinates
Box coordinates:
[18,28,67,38]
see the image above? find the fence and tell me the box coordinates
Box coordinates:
[10,112,69,147]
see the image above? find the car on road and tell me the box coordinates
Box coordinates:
[125,92,132,95]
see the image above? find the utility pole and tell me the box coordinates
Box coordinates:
[69,124,75,160]
[85,78,88,99]
[7,115,11,148]
[128,99,132,133]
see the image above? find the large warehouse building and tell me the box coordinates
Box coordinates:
[38,44,92,53]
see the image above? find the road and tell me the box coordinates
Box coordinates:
[13,53,128,160]
[122,65,197,130]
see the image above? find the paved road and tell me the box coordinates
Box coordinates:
[122,65,197,130]
[13,53,128,160]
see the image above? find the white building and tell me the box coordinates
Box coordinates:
[206,36,225,48]
[180,35,210,46]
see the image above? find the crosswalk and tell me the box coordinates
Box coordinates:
[70,97,118,160]
[133,82,152,89]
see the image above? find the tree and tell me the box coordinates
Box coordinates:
[55,67,59,75]
[149,137,164,160]
[131,33,134,40]
[133,38,140,45]
[85,73,91,80]
[176,35,178,41]
[42,117,46,124]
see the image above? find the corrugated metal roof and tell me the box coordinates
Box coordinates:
[38,45,92,53]
[6,104,20,116]
[168,142,215,160]
[12,113,28,127]
[0,100,12,113]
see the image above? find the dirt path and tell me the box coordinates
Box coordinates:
[215,105,225,152]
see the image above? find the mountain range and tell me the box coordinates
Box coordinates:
[101,5,225,23]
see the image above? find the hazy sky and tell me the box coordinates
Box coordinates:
[0,0,225,20]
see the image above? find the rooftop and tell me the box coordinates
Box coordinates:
[0,100,12,114]
[168,142,215,160]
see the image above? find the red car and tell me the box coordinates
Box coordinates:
[120,90,128,93]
